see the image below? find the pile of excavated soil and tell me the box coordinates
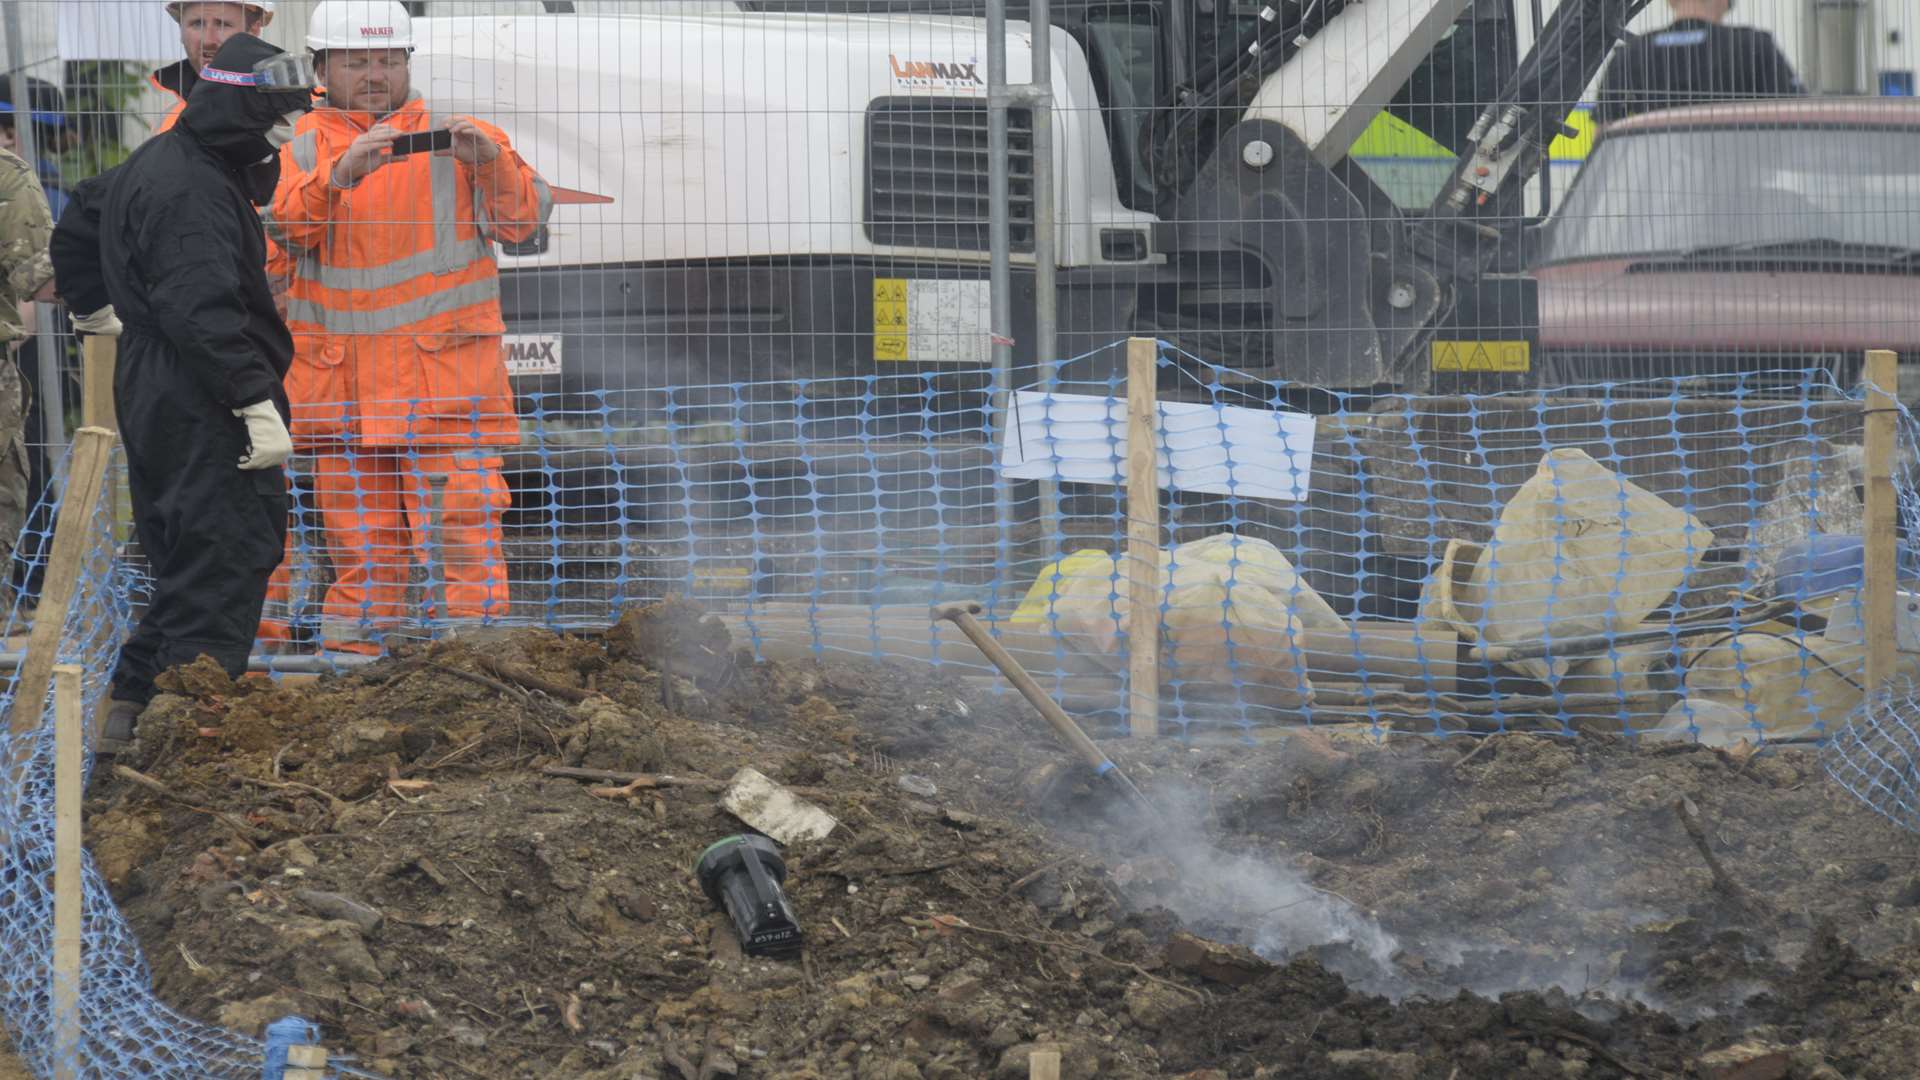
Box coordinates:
[83,600,1920,1079]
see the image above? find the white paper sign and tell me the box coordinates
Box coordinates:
[907,280,990,364]
[999,391,1317,501]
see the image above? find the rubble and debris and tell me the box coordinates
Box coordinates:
[1746,442,1863,599]
[1679,630,1868,742]
[719,767,839,844]
[1163,932,1275,986]
[1695,1041,1792,1080]
[78,604,1920,1079]
[1821,583,1920,653]
[896,774,938,798]
[291,890,384,938]
[1655,697,1755,746]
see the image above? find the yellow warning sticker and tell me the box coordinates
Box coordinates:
[871,277,993,363]
[873,278,909,361]
[1431,340,1531,373]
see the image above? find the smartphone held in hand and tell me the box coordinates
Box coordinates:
[389,129,454,157]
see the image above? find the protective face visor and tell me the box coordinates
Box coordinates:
[199,52,318,92]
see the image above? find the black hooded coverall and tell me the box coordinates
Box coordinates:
[68,35,306,706]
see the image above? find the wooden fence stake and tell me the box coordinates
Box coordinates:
[80,336,123,548]
[1125,337,1161,739]
[1865,349,1899,693]
[8,428,115,787]
[80,337,116,435]
[1028,1048,1062,1080]
[51,664,83,1080]
[284,1042,329,1079]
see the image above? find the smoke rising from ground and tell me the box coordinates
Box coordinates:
[1112,780,1690,1009]
[1128,784,1400,970]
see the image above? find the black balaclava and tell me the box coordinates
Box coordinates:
[176,33,312,203]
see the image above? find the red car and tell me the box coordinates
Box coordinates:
[1533,98,1920,393]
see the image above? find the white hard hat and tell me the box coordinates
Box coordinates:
[306,0,415,51]
[165,0,276,19]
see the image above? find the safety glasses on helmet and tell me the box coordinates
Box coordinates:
[199,52,318,91]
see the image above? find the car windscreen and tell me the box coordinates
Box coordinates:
[1542,124,1920,263]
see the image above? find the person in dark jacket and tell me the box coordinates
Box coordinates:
[1595,0,1804,123]
[51,33,314,752]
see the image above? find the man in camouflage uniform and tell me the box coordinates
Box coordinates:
[0,146,52,584]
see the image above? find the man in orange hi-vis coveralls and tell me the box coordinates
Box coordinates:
[264,0,552,653]
[151,1,277,135]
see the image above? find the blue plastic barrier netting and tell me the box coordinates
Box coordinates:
[247,341,1908,749]
[0,445,379,1077]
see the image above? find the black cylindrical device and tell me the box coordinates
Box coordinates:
[693,833,803,958]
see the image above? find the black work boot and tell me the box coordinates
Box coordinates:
[97,699,143,756]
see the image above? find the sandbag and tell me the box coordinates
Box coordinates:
[1008,533,1338,707]
[1556,635,1684,732]
[1457,448,1715,682]
[1161,535,1322,710]
[1676,629,1863,743]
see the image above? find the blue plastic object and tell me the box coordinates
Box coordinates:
[263,1016,322,1079]
[1771,534,1920,600]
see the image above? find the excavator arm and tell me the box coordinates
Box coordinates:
[1140,0,1648,391]
[1419,0,1654,248]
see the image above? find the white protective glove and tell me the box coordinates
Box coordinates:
[71,306,122,337]
[233,401,293,471]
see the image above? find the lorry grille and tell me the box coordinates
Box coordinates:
[865,98,1033,253]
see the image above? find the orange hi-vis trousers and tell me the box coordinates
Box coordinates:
[261,448,511,649]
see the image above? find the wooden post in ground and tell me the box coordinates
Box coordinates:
[51,664,83,1080]
[80,337,116,435]
[284,1043,330,1079]
[7,428,116,784]
[1028,1048,1062,1080]
[1125,337,1161,739]
[1864,349,1899,693]
[80,337,122,547]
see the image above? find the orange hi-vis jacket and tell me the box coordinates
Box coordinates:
[264,94,552,447]
[149,62,191,134]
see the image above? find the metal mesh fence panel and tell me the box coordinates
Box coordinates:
[4,0,1920,1071]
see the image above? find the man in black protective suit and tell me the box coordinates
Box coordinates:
[50,33,314,753]
[1595,0,1804,123]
